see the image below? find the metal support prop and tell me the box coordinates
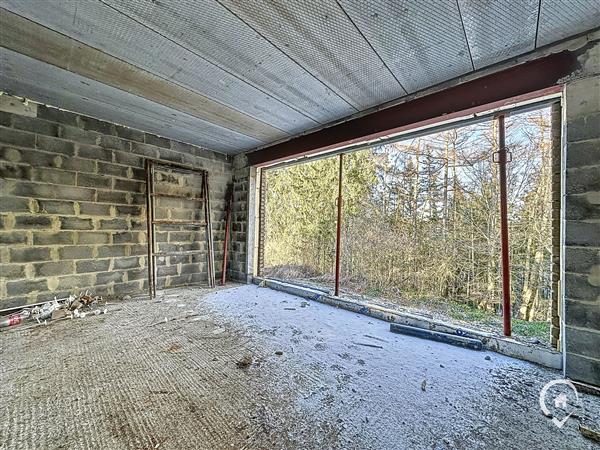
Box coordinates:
[334,153,343,297]
[221,184,233,286]
[145,159,156,299]
[203,172,216,288]
[496,115,512,336]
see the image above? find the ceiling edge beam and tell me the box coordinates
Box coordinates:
[0,8,286,143]
[247,48,582,166]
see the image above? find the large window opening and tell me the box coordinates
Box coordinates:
[260,105,557,344]
[262,157,338,290]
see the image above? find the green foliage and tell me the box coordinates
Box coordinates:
[265,152,376,278]
[512,319,550,339]
[263,109,554,338]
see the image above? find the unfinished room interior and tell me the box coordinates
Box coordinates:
[0,1,599,449]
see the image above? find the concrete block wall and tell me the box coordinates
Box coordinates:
[550,103,561,349]
[0,96,231,308]
[563,39,600,386]
[152,165,211,289]
[229,154,250,281]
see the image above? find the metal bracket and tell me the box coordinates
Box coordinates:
[492,150,513,163]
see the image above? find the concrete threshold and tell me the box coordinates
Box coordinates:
[253,277,562,370]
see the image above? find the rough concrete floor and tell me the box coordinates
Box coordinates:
[1,285,598,449]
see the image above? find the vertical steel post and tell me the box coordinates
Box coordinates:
[334,153,343,297]
[497,115,512,336]
[145,159,155,299]
[221,184,233,286]
[204,172,216,288]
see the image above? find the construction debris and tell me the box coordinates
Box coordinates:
[352,341,383,349]
[0,310,30,328]
[579,424,600,443]
[150,312,200,327]
[0,291,109,330]
[389,323,483,351]
[236,354,253,368]
[363,334,388,343]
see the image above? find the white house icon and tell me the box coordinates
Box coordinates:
[554,393,568,409]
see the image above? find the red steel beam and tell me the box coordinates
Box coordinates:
[497,115,512,337]
[247,51,576,166]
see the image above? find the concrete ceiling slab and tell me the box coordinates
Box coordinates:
[1,0,316,135]
[458,0,539,69]
[337,0,473,94]
[0,48,262,153]
[0,0,598,155]
[218,0,407,109]
[537,0,600,47]
[0,9,284,144]
[104,0,356,125]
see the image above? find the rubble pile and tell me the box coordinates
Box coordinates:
[1,291,109,329]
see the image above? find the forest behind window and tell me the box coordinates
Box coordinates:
[262,107,553,340]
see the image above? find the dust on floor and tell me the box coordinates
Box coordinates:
[1,284,598,449]
[261,273,551,344]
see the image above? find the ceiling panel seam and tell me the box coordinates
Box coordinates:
[534,0,542,48]
[0,8,286,142]
[213,0,359,114]
[98,0,321,125]
[455,0,476,71]
[335,0,408,95]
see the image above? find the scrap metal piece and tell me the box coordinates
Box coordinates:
[580,424,600,443]
[390,323,483,350]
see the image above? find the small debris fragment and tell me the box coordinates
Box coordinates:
[352,342,383,349]
[363,334,388,343]
[59,309,73,319]
[236,354,253,368]
[275,351,283,356]
[300,302,309,308]
[284,307,296,311]
[167,343,182,353]
[485,355,491,361]
[580,424,600,443]
[440,364,445,368]
[421,380,427,392]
